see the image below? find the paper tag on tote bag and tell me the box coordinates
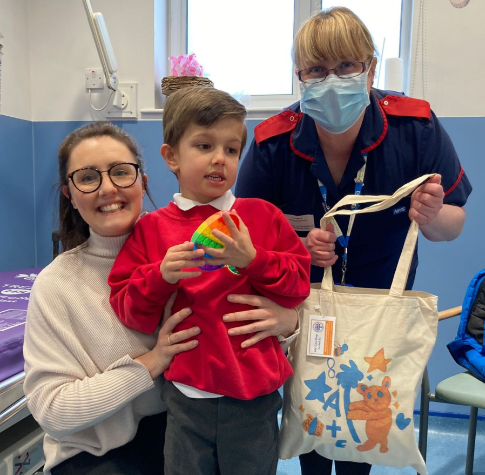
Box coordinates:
[307,316,336,357]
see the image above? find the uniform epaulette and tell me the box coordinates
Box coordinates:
[254,110,301,145]
[380,95,431,120]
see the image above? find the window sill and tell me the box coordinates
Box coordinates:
[140,107,283,121]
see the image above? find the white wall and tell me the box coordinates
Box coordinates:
[28,0,161,121]
[0,0,32,120]
[409,0,484,117]
[154,0,167,110]
[6,0,483,121]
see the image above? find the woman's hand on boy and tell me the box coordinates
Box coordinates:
[136,292,200,379]
[223,294,298,348]
[160,242,206,284]
[201,211,257,269]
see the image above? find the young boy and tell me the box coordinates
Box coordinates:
[108,86,311,475]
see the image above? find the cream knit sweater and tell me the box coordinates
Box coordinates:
[23,231,165,474]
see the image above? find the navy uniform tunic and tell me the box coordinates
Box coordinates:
[236,89,472,289]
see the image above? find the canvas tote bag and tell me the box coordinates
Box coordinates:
[279,175,439,475]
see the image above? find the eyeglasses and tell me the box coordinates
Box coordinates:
[67,162,140,193]
[298,61,367,84]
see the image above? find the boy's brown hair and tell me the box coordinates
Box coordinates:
[163,86,248,154]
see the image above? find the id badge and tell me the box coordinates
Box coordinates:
[284,214,315,233]
[307,316,336,358]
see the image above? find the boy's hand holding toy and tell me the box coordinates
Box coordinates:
[160,242,207,284]
[160,210,256,284]
[192,210,256,271]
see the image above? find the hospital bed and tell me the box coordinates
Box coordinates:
[0,267,45,474]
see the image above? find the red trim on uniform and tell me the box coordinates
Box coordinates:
[361,99,388,154]
[290,128,314,161]
[254,110,300,145]
[444,167,464,197]
[379,95,431,120]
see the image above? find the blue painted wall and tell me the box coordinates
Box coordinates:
[0,115,36,271]
[2,116,483,416]
[414,117,485,416]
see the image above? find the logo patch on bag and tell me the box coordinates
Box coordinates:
[307,316,336,357]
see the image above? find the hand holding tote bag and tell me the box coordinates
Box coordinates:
[279,175,439,475]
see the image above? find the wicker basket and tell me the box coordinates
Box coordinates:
[161,76,214,96]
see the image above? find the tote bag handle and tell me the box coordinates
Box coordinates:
[320,174,435,297]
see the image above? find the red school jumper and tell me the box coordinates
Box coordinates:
[109,198,311,400]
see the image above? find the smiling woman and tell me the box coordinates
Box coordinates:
[57,123,152,248]
[22,122,201,475]
[63,137,146,238]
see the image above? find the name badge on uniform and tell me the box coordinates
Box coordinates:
[284,214,315,233]
[307,316,336,358]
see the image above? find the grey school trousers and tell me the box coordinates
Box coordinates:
[161,378,282,475]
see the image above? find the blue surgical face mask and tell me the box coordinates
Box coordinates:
[300,72,370,134]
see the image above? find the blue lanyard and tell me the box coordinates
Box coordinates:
[318,154,367,286]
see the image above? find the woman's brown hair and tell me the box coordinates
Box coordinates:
[57,122,154,251]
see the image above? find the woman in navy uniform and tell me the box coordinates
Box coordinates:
[236,7,472,475]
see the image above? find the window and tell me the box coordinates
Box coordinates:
[320,1,403,88]
[168,0,411,113]
[188,0,294,97]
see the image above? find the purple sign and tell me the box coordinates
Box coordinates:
[0,267,43,382]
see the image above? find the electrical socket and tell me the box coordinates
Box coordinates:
[85,68,104,89]
[106,83,138,119]
[113,89,127,109]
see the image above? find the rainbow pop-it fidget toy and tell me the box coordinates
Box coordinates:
[190,211,240,271]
